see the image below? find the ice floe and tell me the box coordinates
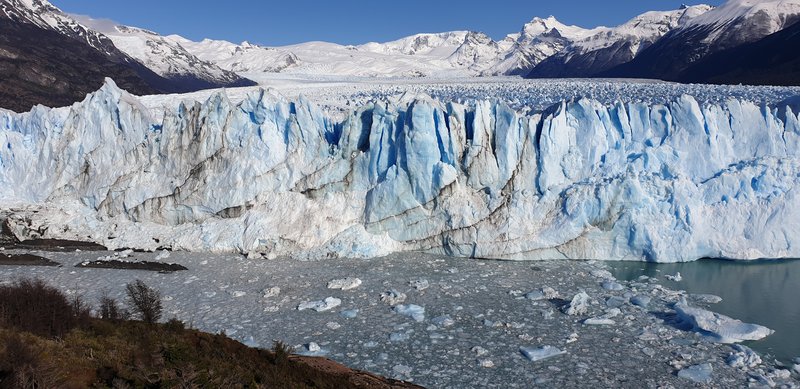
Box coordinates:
[297,297,342,312]
[674,299,773,343]
[520,346,566,362]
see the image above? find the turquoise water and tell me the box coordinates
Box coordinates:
[608,259,800,364]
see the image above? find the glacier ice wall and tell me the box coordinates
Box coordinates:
[2,79,800,262]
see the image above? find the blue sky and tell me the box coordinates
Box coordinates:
[51,0,726,46]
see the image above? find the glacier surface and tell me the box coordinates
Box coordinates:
[2,79,800,262]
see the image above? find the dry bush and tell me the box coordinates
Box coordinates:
[0,278,78,338]
[125,280,162,324]
[98,292,128,321]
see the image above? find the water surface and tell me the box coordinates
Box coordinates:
[609,259,800,363]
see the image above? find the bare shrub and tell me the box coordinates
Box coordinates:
[125,280,162,324]
[98,292,127,321]
[0,278,77,338]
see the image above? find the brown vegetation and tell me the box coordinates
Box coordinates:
[0,278,423,388]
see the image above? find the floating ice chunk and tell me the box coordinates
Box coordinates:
[431,315,454,327]
[726,344,761,369]
[340,309,359,318]
[793,364,800,375]
[297,297,341,312]
[601,281,624,291]
[691,294,722,304]
[584,308,621,325]
[393,364,412,376]
[230,291,246,298]
[562,292,590,316]
[678,363,713,384]
[590,269,614,279]
[566,333,579,344]
[541,287,558,299]
[472,346,489,356]
[242,336,259,348]
[409,278,429,291]
[327,277,362,290]
[299,342,328,356]
[674,300,773,343]
[523,287,556,300]
[155,250,170,260]
[394,304,425,322]
[326,322,341,330]
[665,272,683,282]
[772,369,791,380]
[520,346,566,362]
[380,289,407,305]
[524,290,546,301]
[117,249,134,258]
[389,332,410,342]
[263,287,281,298]
[478,359,494,368]
[750,372,776,387]
[630,295,651,308]
[606,296,627,308]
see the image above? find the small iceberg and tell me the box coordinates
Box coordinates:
[674,299,773,343]
[297,297,342,312]
[520,346,566,362]
[394,304,425,322]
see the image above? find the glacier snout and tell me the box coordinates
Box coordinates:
[1,79,799,262]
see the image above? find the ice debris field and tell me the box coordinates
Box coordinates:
[0,251,796,388]
[2,77,800,262]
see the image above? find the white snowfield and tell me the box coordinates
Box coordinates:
[2,78,800,262]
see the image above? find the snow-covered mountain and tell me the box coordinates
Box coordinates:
[602,0,800,82]
[174,19,591,78]
[72,15,252,90]
[528,5,713,78]
[170,37,301,74]
[0,0,254,112]
[493,16,599,75]
[0,0,119,56]
[0,0,173,111]
[2,80,800,262]
[175,31,506,78]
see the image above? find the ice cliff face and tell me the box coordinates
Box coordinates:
[2,79,800,262]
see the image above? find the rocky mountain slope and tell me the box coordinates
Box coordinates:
[0,3,160,112]
[598,0,800,83]
[527,5,712,78]
[0,0,254,112]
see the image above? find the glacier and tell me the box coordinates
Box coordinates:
[2,78,800,262]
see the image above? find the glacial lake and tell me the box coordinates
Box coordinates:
[609,259,800,364]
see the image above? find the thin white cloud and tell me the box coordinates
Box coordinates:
[68,13,119,34]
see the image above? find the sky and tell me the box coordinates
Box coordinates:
[51,0,727,46]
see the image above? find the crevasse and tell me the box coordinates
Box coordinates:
[1,78,799,262]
